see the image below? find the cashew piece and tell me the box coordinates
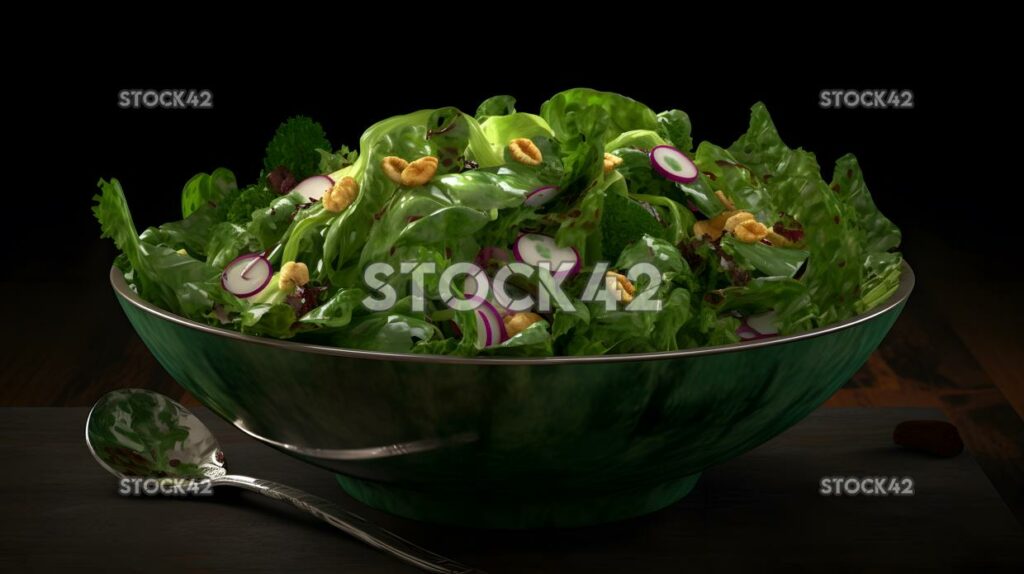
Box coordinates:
[323,176,359,213]
[606,271,636,303]
[503,312,545,338]
[279,261,310,292]
[733,220,770,243]
[723,211,755,233]
[381,156,408,184]
[400,156,439,187]
[692,220,720,241]
[508,138,543,166]
[603,152,623,173]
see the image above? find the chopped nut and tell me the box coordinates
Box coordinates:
[733,219,769,243]
[508,138,543,166]
[400,156,439,187]
[710,210,738,225]
[723,211,755,233]
[606,271,635,303]
[692,220,720,241]
[503,312,545,337]
[176,248,188,256]
[381,156,408,184]
[714,190,736,210]
[323,177,359,213]
[603,152,623,173]
[279,261,309,292]
[692,210,737,241]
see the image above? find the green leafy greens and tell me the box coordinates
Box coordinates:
[94,91,903,356]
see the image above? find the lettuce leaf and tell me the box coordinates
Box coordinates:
[180,168,236,219]
[94,178,235,320]
[475,95,516,120]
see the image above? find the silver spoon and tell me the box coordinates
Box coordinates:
[85,388,481,574]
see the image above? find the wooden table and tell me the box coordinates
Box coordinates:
[2,407,1021,572]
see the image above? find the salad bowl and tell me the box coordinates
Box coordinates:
[110,260,914,528]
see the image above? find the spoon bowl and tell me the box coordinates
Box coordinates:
[85,388,480,574]
[86,389,224,480]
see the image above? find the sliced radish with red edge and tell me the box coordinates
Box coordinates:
[524,186,560,207]
[512,233,580,278]
[222,253,272,298]
[650,145,698,183]
[467,297,506,348]
[736,321,760,340]
[736,311,779,341]
[291,175,334,202]
[462,270,489,299]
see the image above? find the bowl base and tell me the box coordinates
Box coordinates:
[335,473,701,529]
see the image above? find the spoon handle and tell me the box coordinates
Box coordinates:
[213,475,481,574]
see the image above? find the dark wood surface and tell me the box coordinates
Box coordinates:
[1,407,1021,572]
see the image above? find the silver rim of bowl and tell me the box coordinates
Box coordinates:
[109,260,914,366]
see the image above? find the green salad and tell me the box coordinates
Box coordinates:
[94,88,902,357]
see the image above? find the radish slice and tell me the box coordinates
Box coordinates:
[524,186,560,207]
[291,175,334,202]
[747,311,779,335]
[736,319,773,341]
[736,321,760,340]
[736,311,779,341]
[462,270,489,299]
[468,297,506,348]
[650,145,698,183]
[221,253,272,298]
[512,233,580,278]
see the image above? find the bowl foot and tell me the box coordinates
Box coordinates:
[335,473,701,529]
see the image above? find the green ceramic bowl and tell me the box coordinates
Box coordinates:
[110,262,914,528]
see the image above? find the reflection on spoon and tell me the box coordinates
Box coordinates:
[86,389,482,574]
